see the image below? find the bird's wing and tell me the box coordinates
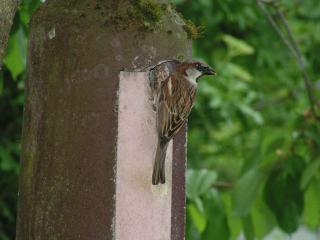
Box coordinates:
[157,75,196,141]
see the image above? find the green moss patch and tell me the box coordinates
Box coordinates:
[182,19,203,39]
[109,0,166,32]
[168,3,203,40]
[130,0,163,23]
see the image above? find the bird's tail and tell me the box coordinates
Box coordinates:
[152,140,169,185]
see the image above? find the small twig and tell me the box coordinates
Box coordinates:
[212,181,234,189]
[256,0,296,57]
[257,0,320,121]
[274,6,320,116]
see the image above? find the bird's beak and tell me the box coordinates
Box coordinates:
[204,66,216,75]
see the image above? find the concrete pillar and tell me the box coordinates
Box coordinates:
[16,0,191,239]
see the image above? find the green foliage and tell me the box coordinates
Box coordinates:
[222,34,255,58]
[186,169,217,200]
[3,29,27,80]
[1,0,320,239]
[263,155,305,233]
[232,168,266,217]
[201,189,230,240]
[173,0,320,239]
[303,178,320,229]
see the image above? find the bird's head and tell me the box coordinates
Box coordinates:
[182,61,215,84]
[193,61,216,76]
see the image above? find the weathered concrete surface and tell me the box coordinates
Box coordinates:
[116,72,173,240]
[16,0,191,239]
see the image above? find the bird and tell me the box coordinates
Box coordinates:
[150,60,215,185]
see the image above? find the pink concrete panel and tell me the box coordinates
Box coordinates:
[115,72,173,240]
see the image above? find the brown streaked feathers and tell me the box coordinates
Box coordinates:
[151,60,214,185]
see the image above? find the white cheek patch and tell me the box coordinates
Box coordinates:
[186,68,202,84]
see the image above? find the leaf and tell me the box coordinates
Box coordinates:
[288,154,306,173]
[300,158,320,189]
[261,133,287,156]
[222,34,254,57]
[202,189,230,240]
[242,215,254,240]
[186,169,218,200]
[238,104,264,125]
[263,168,304,233]
[0,146,17,172]
[0,201,14,222]
[3,29,27,80]
[194,197,205,215]
[305,123,320,146]
[19,0,42,26]
[227,63,253,82]
[303,179,320,229]
[186,207,202,240]
[187,202,207,233]
[222,194,242,240]
[251,194,277,239]
[232,168,267,216]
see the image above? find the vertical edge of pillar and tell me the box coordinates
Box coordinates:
[171,125,187,240]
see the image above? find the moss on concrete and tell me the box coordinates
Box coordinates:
[131,0,163,23]
[109,0,166,32]
[182,19,203,40]
[166,3,202,39]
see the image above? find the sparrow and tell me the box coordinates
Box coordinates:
[150,60,215,185]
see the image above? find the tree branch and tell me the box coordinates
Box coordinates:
[257,0,320,121]
[0,0,20,70]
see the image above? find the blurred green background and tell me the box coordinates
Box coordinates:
[1,0,320,239]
